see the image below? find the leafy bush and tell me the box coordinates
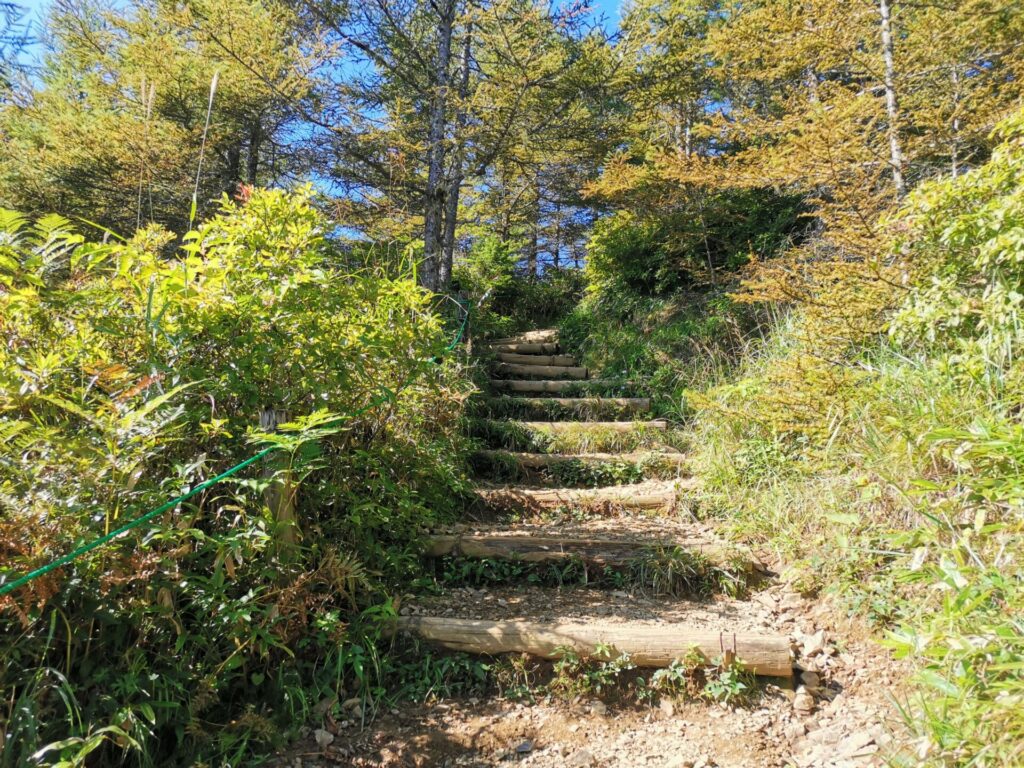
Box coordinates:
[454,236,583,339]
[0,188,472,765]
[560,289,767,416]
[689,109,1024,766]
[584,189,806,298]
[559,186,802,417]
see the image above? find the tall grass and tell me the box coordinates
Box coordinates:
[691,334,1024,765]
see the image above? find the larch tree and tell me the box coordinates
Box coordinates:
[0,0,312,235]
[292,0,604,289]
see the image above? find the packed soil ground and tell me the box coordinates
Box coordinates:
[273,581,907,768]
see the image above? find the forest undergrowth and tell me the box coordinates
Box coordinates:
[566,112,1024,767]
[3,0,1024,764]
[0,188,477,765]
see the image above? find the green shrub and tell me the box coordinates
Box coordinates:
[688,110,1024,766]
[454,235,584,339]
[0,188,472,765]
[584,189,806,299]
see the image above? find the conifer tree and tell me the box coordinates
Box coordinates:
[0,0,311,234]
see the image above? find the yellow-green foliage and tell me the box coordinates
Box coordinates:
[0,0,312,235]
[692,110,1024,766]
[0,188,472,765]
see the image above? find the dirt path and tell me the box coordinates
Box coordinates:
[279,586,902,767]
[273,329,905,768]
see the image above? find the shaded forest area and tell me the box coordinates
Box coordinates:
[1,0,1024,765]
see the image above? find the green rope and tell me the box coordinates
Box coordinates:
[0,298,469,598]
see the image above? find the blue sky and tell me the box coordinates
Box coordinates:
[16,0,624,55]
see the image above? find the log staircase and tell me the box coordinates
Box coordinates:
[399,328,793,679]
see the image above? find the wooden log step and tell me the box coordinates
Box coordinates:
[472,449,686,469]
[397,616,793,677]
[494,363,588,379]
[483,329,559,345]
[494,352,578,367]
[477,397,653,421]
[422,532,733,568]
[514,420,668,433]
[477,480,688,512]
[483,342,560,355]
[490,379,610,394]
[489,396,651,413]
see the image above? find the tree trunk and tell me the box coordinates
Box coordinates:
[950,66,962,178]
[804,66,819,104]
[879,0,906,197]
[421,0,456,291]
[440,25,472,291]
[260,408,299,562]
[247,116,263,185]
[527,182,540,277]
[225,144,242,196]
[552,201,561,269]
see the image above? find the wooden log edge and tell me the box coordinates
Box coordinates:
[484,396,652,410]
[482,342,560,354]
[484,330,559,345]
[421,532,753,571]
[511,420,668,432]
[472,450,686,468]
[476,482,683,511]
[495,363,589,379]
[397,616,793,677]
[494,352,579,367]
[489,379,606,393]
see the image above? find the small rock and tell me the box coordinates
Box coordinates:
[793,687,815,715]
[570,748,596,767]
[665,757,694,768]
[660,699,676,718]
[836,731,876,758]
[313,728,335,749]
[800,671,821,691]
[342,697,361,711]
[780,593,803,610]
[313,697,336,717]
[588,700,608,716]
[784,722,807,742]
[801,630,827,657]
[515,740,534,754]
